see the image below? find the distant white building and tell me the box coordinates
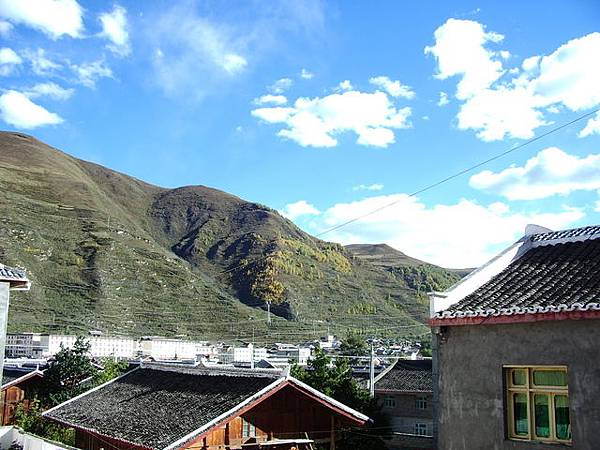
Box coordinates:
[6,334,137,359]
[272,344,311,365]
[139,337,199,360]
[218,344,268,364]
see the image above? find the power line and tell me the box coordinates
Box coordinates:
[314,107,600,238]
[220,107,600,276]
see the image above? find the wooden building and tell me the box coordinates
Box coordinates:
[1,368,44,425]
[43,363,369,450]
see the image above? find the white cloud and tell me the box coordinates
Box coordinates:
[353,184,384,192]
[71,60,113,88]
[0,20,13,36]
[253,94,287,106]
[252,89,411,148]
[457,85,547,141]
[0,0,84,39]
[148,7,248,98]
[427,21,600,141]
[25,48,62,76]
[336,80,353,92]
[26,82,74,101]
[99,4,131,57]
[0,90,63,129]
[222,54,247,73]
[531,32,600,111]
[425,18,505,100]
[280,200,320,220]
[0,47,22,76]
[369,76,415,99]
[469,147,600,200]
[300,68,314,79]
[269,78,293,94]
[437,91,449,106]
[308,193,583,267]
[579,111,600,138]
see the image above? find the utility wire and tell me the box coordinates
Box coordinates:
[221,107,600,276]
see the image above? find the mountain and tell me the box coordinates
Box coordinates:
[0,132,462,342]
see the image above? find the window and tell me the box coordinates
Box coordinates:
[415,396,427,410]
[242,418,256,438]
[415,423,428,436]
[505,366,571,443]
[383,395,396,408]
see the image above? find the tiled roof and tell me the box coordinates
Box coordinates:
[374,360,432,392]
[436,236,600,319]
[0,263,30,289]
[44,365,280,450]
[531,225,600,242]
[2,368,43,389]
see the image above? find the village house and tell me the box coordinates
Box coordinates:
[374,359,433,450]
[1,368,44,425]
[43,363,370,450]
[429,224,600,449]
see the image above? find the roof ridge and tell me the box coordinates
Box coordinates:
[141,362,283,379]
[531,224,600,244]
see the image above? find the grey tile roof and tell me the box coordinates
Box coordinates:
[437,236,600,319]
[0,265,27,281]
[374,360,432,392]
[44,366,280,450]
[0,263,30,289]
[531,225,600,242]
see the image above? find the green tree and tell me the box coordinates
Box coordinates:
[291,350,387,450]
[93,358,129,385]
[14,400,75,446]
[339,331,368,357]
[43,336,97,405]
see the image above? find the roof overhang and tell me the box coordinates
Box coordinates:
[1,370,44,390]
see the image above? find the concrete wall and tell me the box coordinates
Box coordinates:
[435,319,600,450]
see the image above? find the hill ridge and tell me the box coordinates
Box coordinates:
[0,131,462,341]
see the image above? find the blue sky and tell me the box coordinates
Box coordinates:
[1,0,600,267]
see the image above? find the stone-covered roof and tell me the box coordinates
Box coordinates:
[374,360,432,393]
[0,263,30,290]
[44,365,280,450]
[436,233,600,319]
[44,364,369,450]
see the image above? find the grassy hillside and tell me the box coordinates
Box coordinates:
[0,132,461,342]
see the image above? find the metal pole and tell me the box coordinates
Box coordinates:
[267,301,271,326]
[369,342,375,398]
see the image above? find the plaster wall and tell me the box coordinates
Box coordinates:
[435,319,600,450]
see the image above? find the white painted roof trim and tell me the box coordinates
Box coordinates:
[1,369,44,390]
[429,237,531,316]
[435,301,600,319]
[162,377,287,450]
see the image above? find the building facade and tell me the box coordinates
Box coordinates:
[430,225,600,450]
[374,360,433,449]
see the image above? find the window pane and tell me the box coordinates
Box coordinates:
[555,395,571,440]
[511,369,527,386]
[534,394,550,438]
[513,393,529,436]
[533,370,567,387]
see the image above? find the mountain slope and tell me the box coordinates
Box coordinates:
[0,132,460,341]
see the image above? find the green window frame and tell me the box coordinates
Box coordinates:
[505,366,571,444]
